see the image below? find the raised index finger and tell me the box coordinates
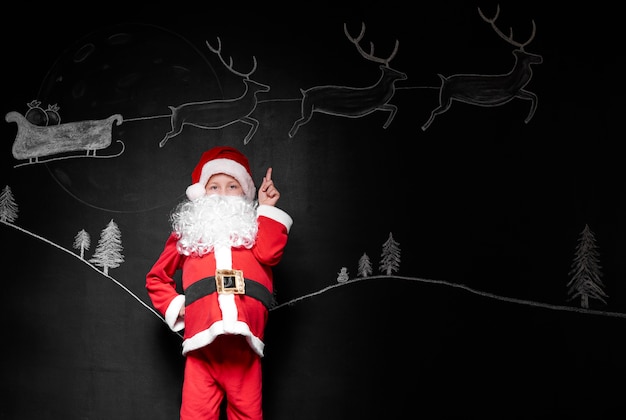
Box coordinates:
[264,167,273,182]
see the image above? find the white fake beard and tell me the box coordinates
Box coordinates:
[170,195,258,257]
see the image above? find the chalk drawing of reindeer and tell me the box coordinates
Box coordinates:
[159,37,270,147]
[421,4,543,131]
[288,22,407,138]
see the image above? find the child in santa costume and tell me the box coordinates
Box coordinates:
[146,145,293,420]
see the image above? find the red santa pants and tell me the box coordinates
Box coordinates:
[180,334,263,420]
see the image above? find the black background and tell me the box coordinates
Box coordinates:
[1,2,625,419]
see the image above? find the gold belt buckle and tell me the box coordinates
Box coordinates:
[216,269,245,294]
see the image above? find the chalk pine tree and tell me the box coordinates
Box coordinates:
[379,232,401,276]
[89,219,124,275]
[73,229,91,259]
[0,185,18,223]
[357,252,373,277]
[567,224,607,309]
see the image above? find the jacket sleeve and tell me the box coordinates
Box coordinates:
[254,205,293,266]
[146,233,186,332]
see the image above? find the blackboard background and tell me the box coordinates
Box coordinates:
[1,2,625,419]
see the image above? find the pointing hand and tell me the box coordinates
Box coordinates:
[258,167,280,206]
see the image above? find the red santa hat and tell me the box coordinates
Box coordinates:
[185,146,256,201]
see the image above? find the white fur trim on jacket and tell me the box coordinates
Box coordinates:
[257,204,293,232]
[165,294,186,332]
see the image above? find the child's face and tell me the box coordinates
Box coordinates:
[205,173,244,197]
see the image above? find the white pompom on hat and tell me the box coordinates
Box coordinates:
[185,146,256,201]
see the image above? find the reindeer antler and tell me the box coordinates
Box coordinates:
[478,4,536,51]
[206,37,258,79]
[343,22,399,67]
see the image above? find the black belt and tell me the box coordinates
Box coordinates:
[184,276,273,310]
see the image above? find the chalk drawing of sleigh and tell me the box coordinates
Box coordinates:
[5,111,125,168]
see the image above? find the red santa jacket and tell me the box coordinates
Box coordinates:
[146,205,292,357]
